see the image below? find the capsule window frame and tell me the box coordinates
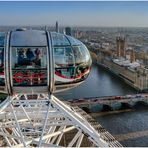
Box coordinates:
[10,46,49,87]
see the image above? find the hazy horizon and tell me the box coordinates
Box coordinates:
[0,1,148,27]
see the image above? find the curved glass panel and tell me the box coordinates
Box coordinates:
[10,30,47,47]
[11,47,47,86]
[54,47,75,84]
[54,47,75,67]
[54,35,92,88]
[73,45,91,81]
[79,44,92,63]
[66,36,81,46]
[51,32,70,46]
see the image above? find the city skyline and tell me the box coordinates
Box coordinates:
[0,1,148,27]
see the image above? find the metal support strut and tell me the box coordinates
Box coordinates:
[0,94,122,147]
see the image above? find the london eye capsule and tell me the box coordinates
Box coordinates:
[0,29,92,95]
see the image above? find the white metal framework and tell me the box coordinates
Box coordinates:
[0,94,122,147]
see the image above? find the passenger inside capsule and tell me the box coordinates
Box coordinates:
[12,47,47,86]
[16,48,44,68]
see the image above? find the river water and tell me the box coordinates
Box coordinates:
[55,64,148,147]
[55,63,136,99]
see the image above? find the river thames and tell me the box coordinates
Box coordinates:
[55,64,148,147]
[55,63,137,99]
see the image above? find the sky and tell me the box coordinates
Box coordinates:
[0,1,148,27]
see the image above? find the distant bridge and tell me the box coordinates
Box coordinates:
[66,94,148,111]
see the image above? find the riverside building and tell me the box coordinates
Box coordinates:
[97,36,148,91]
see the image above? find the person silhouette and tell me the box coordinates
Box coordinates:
[34,48,41,66]
[26,48,35,64]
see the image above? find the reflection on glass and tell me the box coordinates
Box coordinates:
[73,46,84,64]
[80,44,91,62]
[12,47,47,86]
[67,36,81,46]
[54,45,91,85]
[55,47,75,82]
[51,32,70,46]
[54,47,75,67]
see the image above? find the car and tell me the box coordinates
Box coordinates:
[77,99,86,103]
[93,99,99,102]
[125,95,132,99]
[115,96,122,99]
[135,94,142,98]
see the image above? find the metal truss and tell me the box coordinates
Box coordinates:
[0,93,121,147]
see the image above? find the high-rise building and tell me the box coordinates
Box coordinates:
[65,27,72,36]
[55,21,59,33]
[116,36,125,58]
[73,29,79,38]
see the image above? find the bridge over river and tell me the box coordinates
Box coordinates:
[65,94,148,112]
